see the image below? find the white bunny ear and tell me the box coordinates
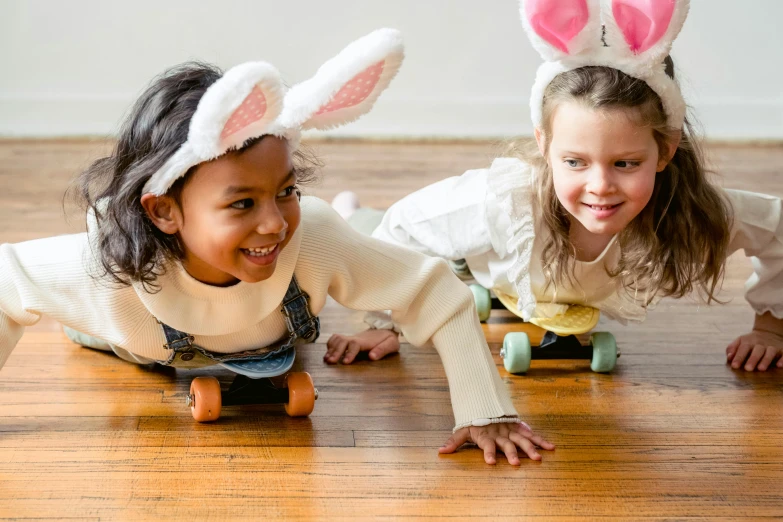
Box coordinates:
[142,62,285,195]
[602,0,690,63]
[278,28,404,132]
[188,62,285,157]
[520,0,602,61]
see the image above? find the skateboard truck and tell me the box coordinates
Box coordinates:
[471,284,619,374]
[186,371,318,422]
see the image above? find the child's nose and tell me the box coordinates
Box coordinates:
[585,167,615,194]
[255,202,288,236]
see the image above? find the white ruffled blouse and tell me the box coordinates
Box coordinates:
[372,157,783,324]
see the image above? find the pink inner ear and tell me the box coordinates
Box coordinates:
[220,85,268,140]
[525,0,589,54]
[612,0,675,54]
[315,61,385,115]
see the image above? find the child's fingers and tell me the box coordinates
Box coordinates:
[438,430,470,454]
[513,422,555,450]
[731,343,752,369]
[757,347,779,372]
[323,336,338,361]
[726,338,740,360]
[744,344,766,371]
[368,336,400,361]
[324,337,348,364]
[326,334,343,350]
[519,429,556,451]
[341,340,362,364]
[496,436,521,466]
[508,432,541,460]
[475,436,497,465]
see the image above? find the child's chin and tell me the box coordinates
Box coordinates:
[582,221,623,237]
[239,265,277,283]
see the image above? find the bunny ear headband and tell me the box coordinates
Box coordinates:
[143,28,404,195]
[521,0,689,130]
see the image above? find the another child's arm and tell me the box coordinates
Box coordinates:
[0,311,26,371]
[326,162,513,365]
[370,165,500,260]
[0,246,38,370]
[723,189,783,371]
[301,197,552,463]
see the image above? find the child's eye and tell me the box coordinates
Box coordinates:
[564,159,583,168]
[277,185,300,199]
[230,198,254,210]
[615,160,641,169]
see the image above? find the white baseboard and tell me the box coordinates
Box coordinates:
[1,95,781,141]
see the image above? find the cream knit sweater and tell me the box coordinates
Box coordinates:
[0,196,519,429]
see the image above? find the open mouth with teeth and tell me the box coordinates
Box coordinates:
[241,244,279,257]
[582,203,622,212]
[581,202,624,220]
[584,203,621,211]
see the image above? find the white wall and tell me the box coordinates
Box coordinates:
[1,0,781,140]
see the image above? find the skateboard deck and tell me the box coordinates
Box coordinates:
[219,347,296,378]
[493,290,600,335]
[479,289,599,345]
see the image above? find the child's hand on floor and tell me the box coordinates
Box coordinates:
[325,329,400,364]
[439,421,555,465]
[727,312,783,372]
[726,330,783,372]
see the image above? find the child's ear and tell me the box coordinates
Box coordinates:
[657,130,682,172]
[140,193,181,235]
[534,128,546,157]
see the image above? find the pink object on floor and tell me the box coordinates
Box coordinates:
[331,191,360,220]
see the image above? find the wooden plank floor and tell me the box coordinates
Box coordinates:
[1,138,782,520]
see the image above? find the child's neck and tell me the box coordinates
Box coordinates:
[568,221,615,262]
[182,255,241,287]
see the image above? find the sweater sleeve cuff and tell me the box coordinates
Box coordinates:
[363,310,402,333]
[453,416,524,433]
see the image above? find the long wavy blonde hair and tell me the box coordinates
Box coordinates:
[516,60,732,305]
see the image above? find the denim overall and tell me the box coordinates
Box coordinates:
[158,275,320,374]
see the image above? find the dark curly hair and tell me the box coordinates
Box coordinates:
[67,62,321,292]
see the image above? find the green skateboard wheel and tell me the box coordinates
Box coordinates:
[501,332,532,374]
[469,284,492,323]
[590,332,617,372]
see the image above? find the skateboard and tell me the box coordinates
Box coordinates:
[470,285,618,374]
[185,347,317,422]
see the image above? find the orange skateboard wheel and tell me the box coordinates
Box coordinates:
[189,376,222,422]
[284,372,315,417]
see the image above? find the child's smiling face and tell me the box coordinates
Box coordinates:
[538,101,671,250]
[152,136,301,286]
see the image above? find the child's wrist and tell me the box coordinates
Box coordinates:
[753,312,783,337]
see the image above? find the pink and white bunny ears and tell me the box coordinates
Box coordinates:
[521,0,689,129]
[143,28,404,195]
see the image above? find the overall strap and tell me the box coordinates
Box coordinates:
[158,322,197,362]
[157,274,320,363]
[160,323,195,351]
[280,275,321,345]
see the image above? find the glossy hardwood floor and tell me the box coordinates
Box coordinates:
[0,138,782,520]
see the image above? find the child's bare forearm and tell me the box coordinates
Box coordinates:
[753,312,783,336]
